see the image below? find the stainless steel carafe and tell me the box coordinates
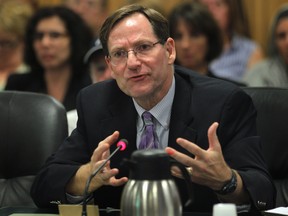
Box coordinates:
[120,149,193,216]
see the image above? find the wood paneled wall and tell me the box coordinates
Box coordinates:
[243,0,288,54]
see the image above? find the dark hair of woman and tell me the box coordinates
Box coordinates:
[168,1,223,63]
[24,6,93,77]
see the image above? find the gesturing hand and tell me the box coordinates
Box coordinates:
[165,122,232,191]
[88,131,128,192]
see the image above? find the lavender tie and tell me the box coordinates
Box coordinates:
[139,111,159,149]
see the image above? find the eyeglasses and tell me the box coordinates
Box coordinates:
[108,40,163,66]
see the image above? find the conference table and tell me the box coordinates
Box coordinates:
[0,206,213,216]
[0,206,255,216]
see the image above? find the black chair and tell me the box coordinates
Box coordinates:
[242,87,288,207]
[0,91,68,207]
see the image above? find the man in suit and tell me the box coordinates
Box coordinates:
[31,4,275,215]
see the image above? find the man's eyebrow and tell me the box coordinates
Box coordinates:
[110,39,158,50]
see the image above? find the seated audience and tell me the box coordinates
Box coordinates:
[0,0,33,90]
[127,0,166,17]
[63,0,108,38]
[67,39,112,134]
[83,39,112,83]
[31,4,275,215]
[169,1,222,76]
[168,1,245,86]
[5,6,93,111]
[243,4,288,87]
[200,0,264,82]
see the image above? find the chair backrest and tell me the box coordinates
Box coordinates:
[242,87,288,207]
[0,91,68,207]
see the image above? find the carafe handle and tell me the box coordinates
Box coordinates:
[170,159,194,207]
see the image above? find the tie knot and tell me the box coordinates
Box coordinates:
[142,111,153,126]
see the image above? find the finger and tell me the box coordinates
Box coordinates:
[166,147,196,167]
[176,138,206,158]
[99,131,120,148]
[110,177,129,187]
[93,131,120,160]
[100,168,128,186]
[207,122,221,151]
[171,166,183,179]
[99,168,118,181]
[101,131,120,158]
[91,144,110,163]
[91,159,108,173]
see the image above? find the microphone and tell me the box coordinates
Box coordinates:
[82,139,128,216]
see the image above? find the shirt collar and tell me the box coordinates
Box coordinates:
[133,76,175,129]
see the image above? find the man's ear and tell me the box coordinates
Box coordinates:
[166,37,176,65]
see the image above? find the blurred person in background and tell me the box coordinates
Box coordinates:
[67,39,112,134]
[0,0,33,90]
[127,0,166,17]
[5,6,93,111]
[169,1,222,77]
[243,4,288,88]
[199,0,263,82]
[169,0,244,85]
[83,39,111,83]
[63,0,108,38]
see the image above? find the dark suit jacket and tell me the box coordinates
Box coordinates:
[5,72,92,111]
[31,65,275,214]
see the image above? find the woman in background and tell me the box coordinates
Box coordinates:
[243,4,288,87]
[0,0,33,90]
[169,0,245,86]
[169,0,222,77]
[200,0,263,82]
[5,6,93,111]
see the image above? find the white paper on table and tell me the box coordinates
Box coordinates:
[264,207,288,215]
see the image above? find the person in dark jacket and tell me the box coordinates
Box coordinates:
[31,4,275,215]
[5,6,93,111]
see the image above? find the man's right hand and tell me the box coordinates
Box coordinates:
[66,131,128,196]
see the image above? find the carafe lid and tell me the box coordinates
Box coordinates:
[128,149,171,180]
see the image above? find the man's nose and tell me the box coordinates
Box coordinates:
[126,51,140,66]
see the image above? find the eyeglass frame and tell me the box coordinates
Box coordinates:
[106,40,165,66]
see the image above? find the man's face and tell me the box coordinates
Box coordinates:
[106,13,176,105]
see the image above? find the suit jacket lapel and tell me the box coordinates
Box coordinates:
[169,72,197,153]
[99,92,138,159]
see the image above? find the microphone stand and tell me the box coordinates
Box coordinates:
[82,140,128,216]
